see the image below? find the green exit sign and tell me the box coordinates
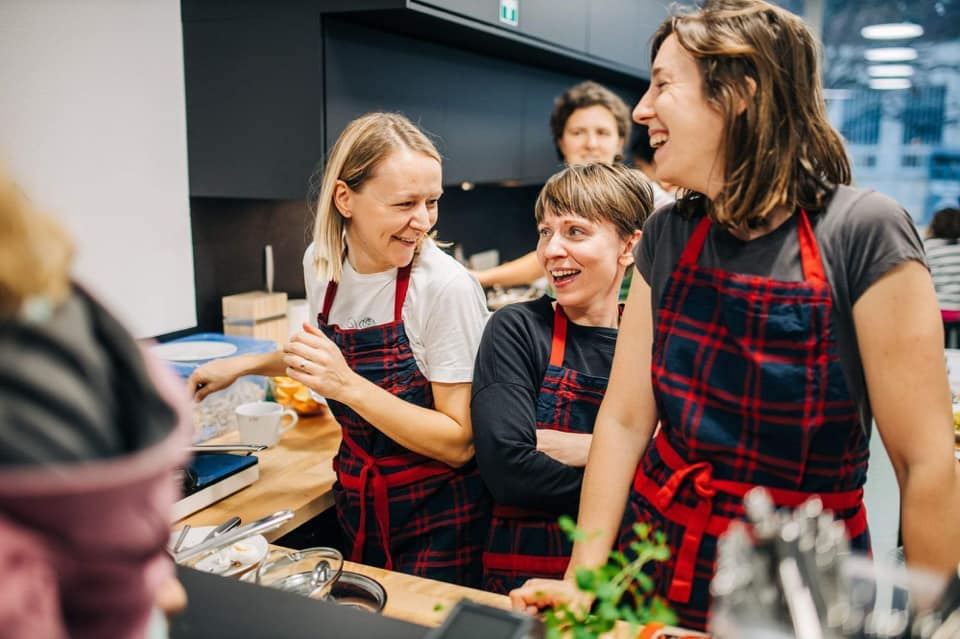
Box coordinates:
[499,0,519,27]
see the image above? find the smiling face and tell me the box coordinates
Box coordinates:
[557,105,624,166]
[337,149,442,274]
[536,208,632,325]
[633,34,726,198]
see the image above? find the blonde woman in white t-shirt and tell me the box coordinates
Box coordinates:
[188,113,491,586]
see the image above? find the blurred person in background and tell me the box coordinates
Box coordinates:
[924,206,960,347]
[472,163,652,594]
[630,124,676,210]
[0,166,191,638]
[472,81,634,295]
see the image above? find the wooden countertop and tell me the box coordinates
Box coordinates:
[175,410,700,636]
[177,410,341,542]
[342,560,510,627]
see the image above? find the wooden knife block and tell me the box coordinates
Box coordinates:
[222,291,288,345]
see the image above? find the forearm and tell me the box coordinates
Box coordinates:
[900,459,960,574]
[566,416,650,574]
[236,351,288,377]
[476,252,543,289]
[482,449,584,513]
[341,376,473,467]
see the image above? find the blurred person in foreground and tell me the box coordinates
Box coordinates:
[0,166,191,638]
[510,0,960,631]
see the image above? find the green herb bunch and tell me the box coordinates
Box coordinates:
[542,516,677,639]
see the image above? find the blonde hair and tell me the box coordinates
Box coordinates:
[310,113,442,283]
[654,0,850,229]
[535,163,653,239]
[0,167,73,316]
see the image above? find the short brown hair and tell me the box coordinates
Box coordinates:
[549,81,632,161]
[653,0,851,228]
[310,112,442,283]
[535,163,653,240]
[0,167,74,316]
[928,208,960,241]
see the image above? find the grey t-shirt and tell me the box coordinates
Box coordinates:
[633,185,925,430]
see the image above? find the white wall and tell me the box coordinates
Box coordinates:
[0,0,195,338]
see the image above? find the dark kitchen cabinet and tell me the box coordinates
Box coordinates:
[420,0,500,25]
[182,5,324,199]
[588,0,669,74]
[324,19,527,186]
[518,0,588,52]
[314,0,648,84]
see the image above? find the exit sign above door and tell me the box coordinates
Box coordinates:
[499,0,519,27]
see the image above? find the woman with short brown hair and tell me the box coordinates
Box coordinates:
[472,163,651,594]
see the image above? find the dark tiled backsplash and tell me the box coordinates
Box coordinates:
[189,184,542,332]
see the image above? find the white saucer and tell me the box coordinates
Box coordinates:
[152,340,238,362]
[169,525,268,577]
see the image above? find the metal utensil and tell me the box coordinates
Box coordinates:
[201,516,241,543]
[172,524,191,553]
[188,444,267,455]
[174,509,294,564]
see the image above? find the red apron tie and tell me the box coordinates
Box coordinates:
[337,431,455,569]
[635,435,868,605]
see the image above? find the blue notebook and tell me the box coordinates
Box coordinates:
[186,453,259,495]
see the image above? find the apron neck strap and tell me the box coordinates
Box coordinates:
[677,210,826,284]
[394,262,413,322]
[549,305,569,368]
[320,261,414,325]
[796,209,826,284]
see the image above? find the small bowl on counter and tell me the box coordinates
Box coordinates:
[242,546,387,614]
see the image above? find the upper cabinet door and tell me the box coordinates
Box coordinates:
[420,0,501,25]
[421,0,588,52]
[588,0,670,74]
[517,0,588,52]
[182,11,324,199]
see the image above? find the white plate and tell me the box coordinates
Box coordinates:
[152,340,238,362]
[169,525,268,577]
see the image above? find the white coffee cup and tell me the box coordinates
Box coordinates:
[235,401,299,447]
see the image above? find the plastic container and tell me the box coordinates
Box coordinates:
[155,333,276,442]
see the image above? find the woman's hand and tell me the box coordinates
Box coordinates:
[536,430,592,467]
[509,578,591,616]
[283,323,361,404]
[187,358,242,401]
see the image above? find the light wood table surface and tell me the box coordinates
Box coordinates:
[177,409,342,542]
[174,410,698,635]
[342,560,510,627]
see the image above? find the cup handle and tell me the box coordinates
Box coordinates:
[280,408,299,433]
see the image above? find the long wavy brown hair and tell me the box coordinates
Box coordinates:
[653,0,851,228]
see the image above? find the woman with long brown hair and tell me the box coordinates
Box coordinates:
[510,0,960,630]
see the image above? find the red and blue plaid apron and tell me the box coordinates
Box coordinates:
[619,211,870,630]
[319,263,489,586]
[482,305,611,594]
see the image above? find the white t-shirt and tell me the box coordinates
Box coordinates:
[302,239,490,383]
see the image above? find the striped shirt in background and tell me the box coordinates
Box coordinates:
[924,237,960,311]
